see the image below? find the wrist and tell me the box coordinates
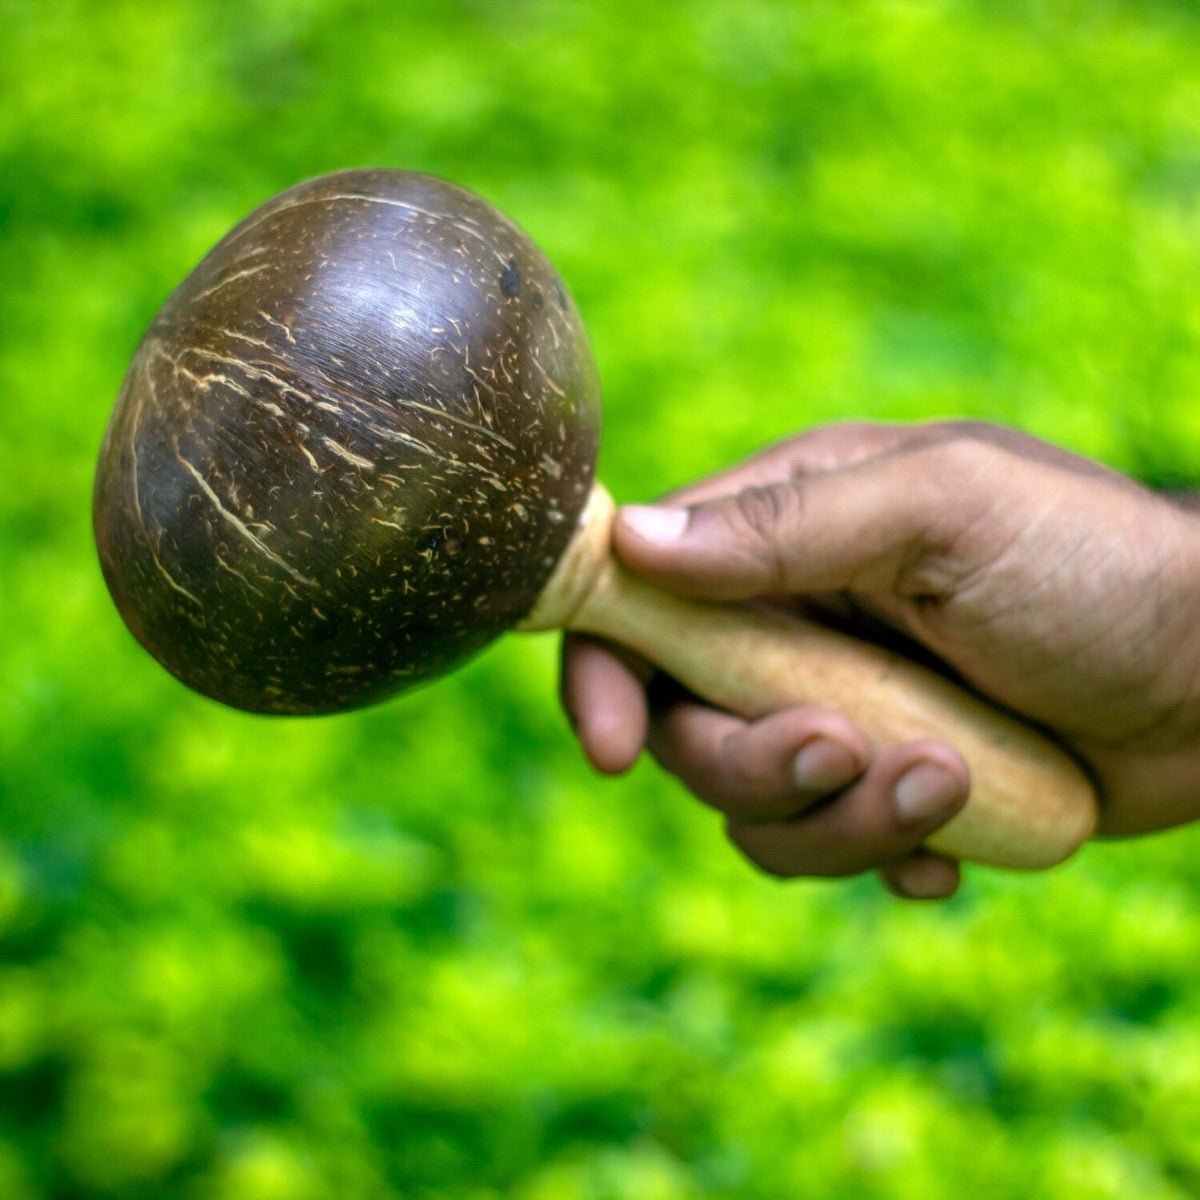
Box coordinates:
[1164,501,1200,742]
[1084,492,1200,838]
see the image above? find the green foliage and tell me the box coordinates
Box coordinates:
[4,1,1200,1196]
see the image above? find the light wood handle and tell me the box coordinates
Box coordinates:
[522,484,1098,869]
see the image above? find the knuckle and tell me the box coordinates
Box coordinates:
[720,731,774,796]
[923,429,1005,488]
[731,484,790,540]
[941,417,991,442]
[651,704,704,760]
[780,422,869,470]
[725,821,797,879]
[649,718,727,805]
[898,437,1008,588]
[749,855,799,881]
[727,483,803,590]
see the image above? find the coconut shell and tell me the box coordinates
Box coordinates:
[93,169,601,714]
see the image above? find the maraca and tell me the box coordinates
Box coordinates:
[93,169,1097,868]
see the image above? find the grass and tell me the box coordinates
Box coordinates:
[3,1,1200,1196]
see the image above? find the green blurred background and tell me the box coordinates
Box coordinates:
[5,1,1200,1196]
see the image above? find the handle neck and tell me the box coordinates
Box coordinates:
[518,483,615,632]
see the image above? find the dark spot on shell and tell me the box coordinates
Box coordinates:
[310,614,342,645]
[500,261,521,297]
[554,280,568,311]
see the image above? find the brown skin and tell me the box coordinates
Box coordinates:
[562,422,1200,898]
[95,170,600,714]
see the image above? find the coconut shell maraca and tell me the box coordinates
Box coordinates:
[94,169,599,714]
[95,169,1098,869]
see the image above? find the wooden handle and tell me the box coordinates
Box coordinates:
[522,484,1098,869]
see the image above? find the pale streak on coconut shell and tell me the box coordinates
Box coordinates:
[93,170,601,714]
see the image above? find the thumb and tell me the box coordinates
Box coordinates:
[613,444,986,602]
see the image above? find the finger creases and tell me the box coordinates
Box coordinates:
[647,703,870,822]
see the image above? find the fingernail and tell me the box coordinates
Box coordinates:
[894,763,963,825]
[620,505,689,544]
[793,738,860,791]
[890,858,958,900]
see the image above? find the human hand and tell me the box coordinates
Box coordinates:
[561,421,1200,898]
